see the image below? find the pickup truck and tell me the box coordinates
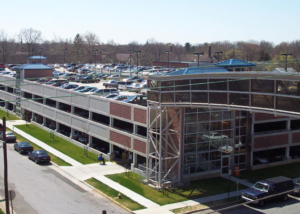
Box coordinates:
[202,132,228,140]
[103,80,118,88]
[242,176,294,206]
[80,76,100,83]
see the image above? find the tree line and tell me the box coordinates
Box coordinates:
[0,28,300,71]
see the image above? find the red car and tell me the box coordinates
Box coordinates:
[51,82,64,87]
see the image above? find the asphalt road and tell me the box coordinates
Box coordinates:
[0,143,128,214]
[195,195,300,214]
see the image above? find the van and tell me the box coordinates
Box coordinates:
[93,88,119,96]
[118,81,134,90]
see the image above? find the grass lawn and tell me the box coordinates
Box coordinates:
[12,130,71,166]
[15,124,98,164]
[85,178,145,211]
[238,162,300,183]
[106,172,247,206]
[0,208,4,214]
[0,109,20,120]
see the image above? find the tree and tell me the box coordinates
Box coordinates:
[0,30,16,63]
[224,49,243,59]
[184,42,192,53]
[18,28,42,56]
[258,50,271,61]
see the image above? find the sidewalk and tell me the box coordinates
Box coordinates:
[6,120,248,214]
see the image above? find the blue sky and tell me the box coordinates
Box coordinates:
[1,0,299,45]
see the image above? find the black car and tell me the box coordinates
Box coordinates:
[28,150,51,164]
[14,142,33,154]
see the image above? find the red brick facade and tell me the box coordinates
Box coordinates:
[254,134,288,149]
[24,69,53,79]
[133,139,146,154]
[110,103,131,120]
[134,108,147,124]
[110,131,131,148]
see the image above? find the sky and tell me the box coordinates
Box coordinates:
[1,0,300,45]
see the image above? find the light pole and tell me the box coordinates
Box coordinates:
[215,51,223,62]
[194,52,204,67]
[39,48,43,64]
[281,53,292,72]
[63,48,67,71]
[128,49,134,78]
[135,50,141,78]
[166,51,171,68]
[21,47,24,64]
[92,49,98,72]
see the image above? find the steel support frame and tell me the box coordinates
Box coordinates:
[147,101,182,187]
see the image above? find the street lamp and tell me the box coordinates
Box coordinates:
[135,50,141,78]
[194,52,204,67]
[215,51,223,62]
[128,49,134,78]
[281,53,292,72]
[92,49,98,72]
[39,48,43,64]
[63,48,67,71]
[166,51,171,68]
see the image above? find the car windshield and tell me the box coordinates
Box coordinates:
[20,142,30,146]
[253,182,269,192]
[6,132,14,136]
[126,96,136,101]
[36,150,48,155]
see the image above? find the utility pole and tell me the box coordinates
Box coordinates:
[2,117,10,214]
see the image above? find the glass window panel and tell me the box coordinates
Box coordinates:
[175,80,190,90]
[184,144,196,154]
[277,81,300,96]
[185,124,197,133]
[185,113,197,123]
[223,131,233,138]
[223,111,233,120]
[210,140,222,151]
[184,154,196,164]
[175,92,190,102]
[211,160,221,170]
[229,93,249,106]
[223,121,232,130]
[210,151,221,161]
[240,127,246,135]
[211,111,222,120]
[252,79,274,93]
[184,134,197,144]
[276,96,300,113]
[210,122,222,131]
[198,122,209,132]
[229,79,249,91]
[197,162,209,172]
[209,79,227,90]
[161,81,174,91]
[185,108,197,113]
[191,92,208,103]
[197,142,209,152]
[252,94,274,109]
[161,92,174,102]
[191,79,207,90]
[148,80,158,90]
[198,152,209,162]
[209,92,227,104]
[198,112,210,121]
[148,91,159,102]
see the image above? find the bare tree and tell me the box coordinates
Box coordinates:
[0,30,16,63]
[18,28,43,56]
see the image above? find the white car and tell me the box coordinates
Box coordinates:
[202,132,228,140]
[54,64,61,68]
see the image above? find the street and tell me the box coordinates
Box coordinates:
[0,143,128,214]
[195,195,300,214]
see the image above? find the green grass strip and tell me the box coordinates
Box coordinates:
[85,178,145,211]
[0,109,20,120]
[15,124,98,164]
[12,130,71,166]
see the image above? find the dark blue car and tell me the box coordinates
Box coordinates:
[28,150,51,164]
[14,142,33,154]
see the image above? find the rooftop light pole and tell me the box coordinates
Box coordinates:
[99,49,104,73]
[166,51,171,69]
[135,50,141,78]
[92,49,98,72]
[63,48,67,72]
[281,53,292,72]
[128,49,134,78]
[215,51,223,62]
[194,52,204,67]
[39,48,43,64]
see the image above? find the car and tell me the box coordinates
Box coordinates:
[83,87,99,94]
[103,80,118,88]
[91,88,119,96]
[141,85,148,95]
[72,85,86,91]
[242,176,294,206]
[127,83,147,93]
[113,94,132,101]
[14,142,33,154]
[103,93,119,99]
[122,95,147,105]
[76,86,98,93]
[253,154,269,165]
[28,150,51,164]
[53,64,60,68]
[0,131,16,142]
[80,75,100,83]
[61,83,79,89]
[117,81,134,91]
[50,82,65,87]
[202,132,228,140]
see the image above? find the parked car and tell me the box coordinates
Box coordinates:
[28,150,51,164]
[253,154,269,165]
[61,83,79,90]
[127,83,147,93]
[91,88,119,96]
[122,95,147,105]
[103,80,118,88]
[14,142,33,154]
[0,131,16,142]
[50,82,65,87]
[80,75,100,83]
[141,85,148,95]
[117,81,134,90]
[242,176,294,206]
[37,78,52,84]
[202,132,228,140]
[294,178,300,195]
[112,94,132,101]
[76,86,98,93]
[103,93,120,99]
